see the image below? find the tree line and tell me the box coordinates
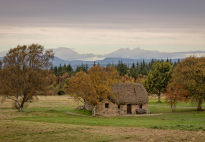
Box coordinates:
[0,44,204,113]
[50,58,180,79]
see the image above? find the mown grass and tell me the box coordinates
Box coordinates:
[151,124,205,131]
[0,95,205,142]
[13,109,205,130]
[148,97,200,107]
[0,120,135,142]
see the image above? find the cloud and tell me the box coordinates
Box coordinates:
[99,48,205,59]
[0,0,205,55]
[0,25,204,55]
[1,47,205,61]
[0,0,205,28]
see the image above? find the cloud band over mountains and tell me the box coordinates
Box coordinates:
[3,47,203,61]
[1,47,205,61]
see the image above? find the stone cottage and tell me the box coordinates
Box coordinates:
[85,83,149,116]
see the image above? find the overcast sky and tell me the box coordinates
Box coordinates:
[0,0,205,55]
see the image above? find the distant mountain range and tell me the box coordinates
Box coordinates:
[52,47,97,61]
[52,47,205,61]
[52,56,180,69]
[0,51,7,58]
[0,55,179,69]
[0,47,205,68]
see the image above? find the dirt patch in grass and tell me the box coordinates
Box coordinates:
[0,120,135,142]
[84,126,205,142]
[1,120,204,142]
[0,109,24,120]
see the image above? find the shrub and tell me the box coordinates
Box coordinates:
[63,84,69,89]
[52,81,57,88]
[39,91,45,95]
[65,78,72,86]
[57,90,65,95]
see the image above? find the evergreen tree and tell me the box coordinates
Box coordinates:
[53,66,58,76]
[136,61,139,69]
[75,63,88,73]
[115,60,128,76]
[66,64,73,72]
[93,61,96,66]
[58,64,62,75]
[50,65,54,72]
[166,58,169,62]
[129,63,138,80]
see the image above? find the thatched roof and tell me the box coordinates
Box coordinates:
[110,83,148,105]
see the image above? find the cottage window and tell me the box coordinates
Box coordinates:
[105,103,109,108]
[140,105,142,109]
[118,105,120,109]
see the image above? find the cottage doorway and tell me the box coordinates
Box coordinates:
[127,104,131,114]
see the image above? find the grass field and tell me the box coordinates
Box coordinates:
[0,96,205,142]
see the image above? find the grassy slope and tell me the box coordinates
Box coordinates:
[0,96,205,142]
[15,109,205,130]
[148,98,199,107]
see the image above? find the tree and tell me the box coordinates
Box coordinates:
[167,56,205,110]
[120,74,135,83]
[0,60,2,70]
[66,64,73,73]
[142,61,173,102]
[0,44,54,111]
[164,85,189,111]
[129,63,138,80]
[115,60,128,76]
[75,63,88,73]
[136,74,146,83]
[53,66,58,76]
[69,65,119,116]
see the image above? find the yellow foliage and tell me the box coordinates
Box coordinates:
[62,72,69,81]
[120,74,135,83]
[0,44,54,111]
[69,65,119,111]
[136,74,147,83]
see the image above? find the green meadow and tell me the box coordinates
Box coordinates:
[0,96,205,142]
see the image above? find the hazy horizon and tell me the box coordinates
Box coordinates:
[1,47,205,61]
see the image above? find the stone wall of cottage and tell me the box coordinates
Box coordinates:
[131,105,139,114]
[142,104,150,114]
[119,105,127,115]
[131,104,150,114]
[95,100,149,116]
[95,100,120,116]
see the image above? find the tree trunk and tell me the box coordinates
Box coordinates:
[16,101,23,112]
[158,90,161,102]
[92,105,96,116]
[19,106,23,112]
[197,99,202,110]
[20,97,25,111]
[15,95,24,112]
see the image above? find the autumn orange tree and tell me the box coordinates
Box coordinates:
[164,85,189,111]
[120,74,135,83]
[0,44,54,111]
[69,65,119,116]
[166,56,205,110]
[136,74,147,83]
